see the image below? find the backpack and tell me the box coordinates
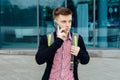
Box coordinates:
[47,32,79,70]
[47,33,78,46]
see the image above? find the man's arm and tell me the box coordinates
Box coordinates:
[77,35,90,64]
[35,35,63,65]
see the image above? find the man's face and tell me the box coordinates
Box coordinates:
[55,14,72,34]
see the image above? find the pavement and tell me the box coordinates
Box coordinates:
[0,55,120,80]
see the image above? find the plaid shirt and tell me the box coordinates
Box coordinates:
[49,33,74,80]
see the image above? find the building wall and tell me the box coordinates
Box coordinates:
[0,0,120,49]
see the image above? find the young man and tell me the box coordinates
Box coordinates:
[35,7,90,80]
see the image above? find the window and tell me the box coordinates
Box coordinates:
[0,0,37,48]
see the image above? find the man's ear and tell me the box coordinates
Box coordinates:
[54,20,57,23]
[54,20,61,30]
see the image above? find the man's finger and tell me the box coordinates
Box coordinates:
[57,25,60,33]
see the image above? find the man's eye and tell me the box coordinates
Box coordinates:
[62,21,66,23]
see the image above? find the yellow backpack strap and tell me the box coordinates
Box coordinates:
[47,34,51,46]
[72,33,78,46]
[47,33,54,46]
[74,35,78,46]
[70,33,79,71]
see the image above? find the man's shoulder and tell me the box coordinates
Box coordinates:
[71,32,80,36]
[40,32,55,37]
[47,32,56,35]
[71,32,83,39]
[72,33,79,35]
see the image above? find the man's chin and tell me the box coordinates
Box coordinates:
[66,31,69,35]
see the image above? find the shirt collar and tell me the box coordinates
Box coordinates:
[67,32,72,41]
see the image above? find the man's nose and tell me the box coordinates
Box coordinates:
[66,22,70,27]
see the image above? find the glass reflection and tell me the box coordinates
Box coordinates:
[67,0,94,48]
[0,0,37,48]
[0,0,120,49]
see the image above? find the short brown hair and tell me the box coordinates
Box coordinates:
[53,7,72,19]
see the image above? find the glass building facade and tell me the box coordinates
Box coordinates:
[0,0,120,49]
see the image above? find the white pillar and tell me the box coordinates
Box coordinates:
[77,3,89,45]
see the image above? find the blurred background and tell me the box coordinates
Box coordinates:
[0,0,120,49]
